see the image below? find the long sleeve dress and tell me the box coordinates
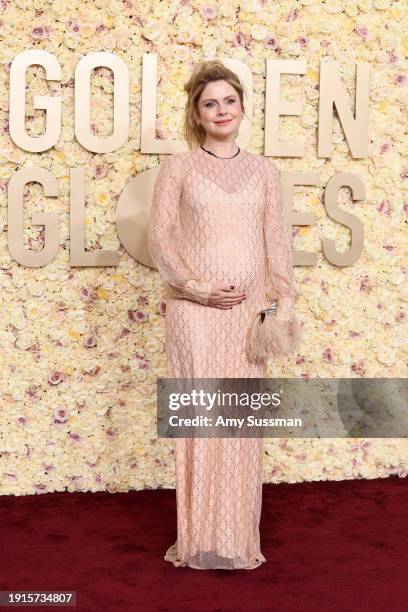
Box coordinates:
[148,145,298,570]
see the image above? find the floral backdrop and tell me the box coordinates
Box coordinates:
[0,0,407,496]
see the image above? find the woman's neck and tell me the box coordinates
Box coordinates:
[201,140,239,158]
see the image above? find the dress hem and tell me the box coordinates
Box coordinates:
[164,542,267,570]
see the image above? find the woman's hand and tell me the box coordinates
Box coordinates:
[207,284,246,309]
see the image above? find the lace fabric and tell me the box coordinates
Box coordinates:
[148,146,298,570]
[262,157,299,321]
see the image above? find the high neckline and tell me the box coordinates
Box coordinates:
[199,144,241,159]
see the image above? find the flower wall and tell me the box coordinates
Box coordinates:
[0,0,407,495]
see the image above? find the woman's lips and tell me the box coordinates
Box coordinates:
[215,119,232,124]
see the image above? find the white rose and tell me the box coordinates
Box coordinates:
[231,47,248,60]
[25,301,43,321]
[106,0,122,15]
[142,21,163,41]
[64,35,79,50]
[376,348,396,366]
[251,25,267,41]
[240,0,259,11]
[357,0,373,10]
[387,269,405,285]
[11,382,27,401]
[323,0,344,13]
[16,332,32,350]
[10,310,26,330]
[220,3,236,17]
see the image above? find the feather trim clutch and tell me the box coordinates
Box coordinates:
[246,303,302,364]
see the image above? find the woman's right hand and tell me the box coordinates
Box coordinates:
[207,284,246,309]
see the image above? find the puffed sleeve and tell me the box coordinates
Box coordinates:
[148,154,212,305]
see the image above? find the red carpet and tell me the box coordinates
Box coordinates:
[0,476,407,611]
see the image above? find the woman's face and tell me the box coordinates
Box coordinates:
[195,80,243,140]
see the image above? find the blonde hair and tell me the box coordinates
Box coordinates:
[182,60,247,150]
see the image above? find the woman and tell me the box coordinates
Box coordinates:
[148,61,299,570]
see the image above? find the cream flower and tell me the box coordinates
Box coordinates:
[376,347,396,366]
[25,300,45,321]
[64,34,79,50]
[16,332,32,350]
[202,40,218,58]
[106,0,122,15]
[8,148,26,165]
[240,0,259,11]
[251,25,267,41]
[231,46,248,60]
[387,269,405,286]
[323,0,344,13]
[220,3,236,17]
[173,45,191,63]
[10,309,27,330]
[142,21,163,42]
[357,0,373,10]
[10,382,27,401]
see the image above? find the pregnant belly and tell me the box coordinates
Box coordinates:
[191,245,265,292]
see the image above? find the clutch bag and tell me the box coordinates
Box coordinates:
[246,300,302,364]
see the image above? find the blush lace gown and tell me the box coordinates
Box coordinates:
[148,145,298,570]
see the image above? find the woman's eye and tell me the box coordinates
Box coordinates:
[205,99,236,108]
